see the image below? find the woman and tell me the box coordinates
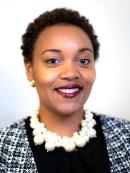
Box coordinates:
[0,8,130,173]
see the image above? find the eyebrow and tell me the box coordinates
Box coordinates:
[42,49,61,54]
[78,47,93,53]
[41,47,93,54]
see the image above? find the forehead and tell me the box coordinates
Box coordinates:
[34,24,93,51]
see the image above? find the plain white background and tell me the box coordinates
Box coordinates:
[0,0,130,127]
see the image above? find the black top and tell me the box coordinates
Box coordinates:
[25,114,110,173]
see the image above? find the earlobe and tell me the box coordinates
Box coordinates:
[25,63,33,81]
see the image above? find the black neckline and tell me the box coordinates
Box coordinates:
[25,114,110,173]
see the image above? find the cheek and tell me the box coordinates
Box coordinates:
[91,71,96,83]
[34,69,58,85]
[83,70,96,85]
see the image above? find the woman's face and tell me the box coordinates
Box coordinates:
[25,24,96,116]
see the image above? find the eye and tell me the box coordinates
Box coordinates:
[47,58,61,64]
[78,58,90,65]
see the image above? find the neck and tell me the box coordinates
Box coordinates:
[39,107,84,137]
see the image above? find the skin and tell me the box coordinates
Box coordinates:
[25,24,96,136]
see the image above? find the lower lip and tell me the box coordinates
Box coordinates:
[56,89,81,98]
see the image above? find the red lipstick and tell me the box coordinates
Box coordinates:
[55,84,83,98]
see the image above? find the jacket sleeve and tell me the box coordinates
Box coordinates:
[100,115,130,173]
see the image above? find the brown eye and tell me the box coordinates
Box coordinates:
[79,58,90,65]
[47,58,61,64]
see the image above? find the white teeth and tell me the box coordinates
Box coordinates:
[58,88,80,94]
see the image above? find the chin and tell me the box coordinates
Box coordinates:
[56,104,84,116]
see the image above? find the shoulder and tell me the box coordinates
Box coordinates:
[97,113,130,142]
[98,113,130,135]
[0,118,27,142]
[95,112,130,152]
[0,118,28,156]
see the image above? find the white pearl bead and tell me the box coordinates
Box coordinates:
[89,129,96,138]
[55,136,62,147]
[33,128,46,136]
[34,134,44,145]
[81,120,87,126]
[45,141,55,151]
[64,142,76,152]
[30,121,40,129]
[75,136,86,147]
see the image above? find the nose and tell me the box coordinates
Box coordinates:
[60,63,80,81]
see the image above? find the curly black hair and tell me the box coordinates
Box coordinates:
[21,8,100,63]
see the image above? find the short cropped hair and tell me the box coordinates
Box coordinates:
[21,8,100,63]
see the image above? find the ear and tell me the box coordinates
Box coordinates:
[25,62,33,81]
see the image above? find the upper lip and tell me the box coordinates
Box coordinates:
[55,84,83,90]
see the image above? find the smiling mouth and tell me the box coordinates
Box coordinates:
[55,84,83,98]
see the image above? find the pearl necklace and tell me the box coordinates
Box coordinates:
[30,109,97,152]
